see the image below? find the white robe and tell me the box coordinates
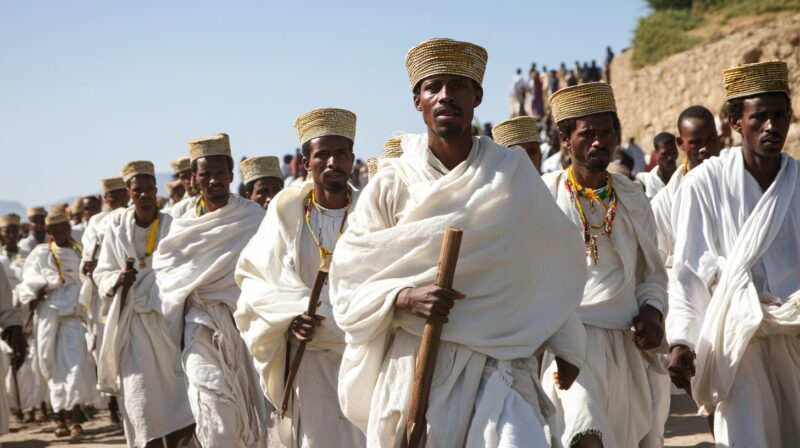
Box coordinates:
[93,208,194,447]
[635,165,667,200]
[153,194,269,448]
[18,244,97,412]
[18,234,45,254]
[330,134,589,447]
[670,148,800,446]
[541,170,668,448]
[235,182,365,448]
[0,265,22,434]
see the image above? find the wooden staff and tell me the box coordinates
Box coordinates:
[280,266,329,419]
[404,227,463,447]
[118,258,136,309]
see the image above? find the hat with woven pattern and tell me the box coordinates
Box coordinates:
[240,156,283,184]
[121,160,155,183]
[102,177,127,193]
[188,133,232,163]
[26,207,46,218]
[550,82,617,124]
[492,116,541,147]
[723,60,789,101]
[0,213,20,227]
[366,157,378,178]
[44,206,69,226]
[171,157,191,174]
[382,137,404,158]
[406,38,488,90]
[293,108,356,146]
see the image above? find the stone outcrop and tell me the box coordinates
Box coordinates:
[611,14,800,157]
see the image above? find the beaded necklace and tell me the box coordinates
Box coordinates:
[196,197,208,217]
[139,214,160,267]
[304,188,350,268]
[565,166,618,265]
[49,240,83,284]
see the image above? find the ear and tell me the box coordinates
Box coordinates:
[302,157,311,173]
[558,129,569,150]
[413,93,422,111]
[728,114,743,134]
[473,86,484,108]
[675,135,684,149]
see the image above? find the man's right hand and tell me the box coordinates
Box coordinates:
[82,260,97,276]
[394,285,465,323]
[290,314,323,342]
[668,344,696,391]
[115,268,137,289]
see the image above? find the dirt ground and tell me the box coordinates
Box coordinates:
[1,394,714,447]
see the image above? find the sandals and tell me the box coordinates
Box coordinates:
[70,423,83,438]
[53,423,70,437]
[34,409,46,422]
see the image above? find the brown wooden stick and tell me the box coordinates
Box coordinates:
[118,258,136,310]
[404,227,463,447]
[280,266,329,419]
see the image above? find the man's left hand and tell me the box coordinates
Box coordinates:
[553,356,580,390]
[631,305,664,351]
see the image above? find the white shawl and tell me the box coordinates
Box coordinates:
[672,149,800,405]
[330,133,588,430]
[635,165,666,200]
[234,182,360,408]
[153,194,264,346]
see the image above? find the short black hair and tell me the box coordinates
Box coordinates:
[653,132,675,150]
[676,105,715,134]
[301,138,354,159]
[556,112,621,142]
[412,79,483,96]
[283,154,293,164]
[727,92,792,122]
[190,155,234,173]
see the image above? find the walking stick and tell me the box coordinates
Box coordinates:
[280,267,329,419]
[404,227,463,447]
[11,362,21,416]
[118,258,136,310]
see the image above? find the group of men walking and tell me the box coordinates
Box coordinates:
[0,37,797,448]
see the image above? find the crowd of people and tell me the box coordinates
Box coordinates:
[0,36,797,448]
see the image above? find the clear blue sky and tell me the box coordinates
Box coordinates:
[0,0,648,206]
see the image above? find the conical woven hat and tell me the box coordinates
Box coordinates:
[188,133,232,163]
[122,160,155,183]
[723,60,789,101]
[382,137,404,158]
[45,206,69,226]
[102,177,127,193]
[0,213,20,227]
[406,38,488,90]
[366,157,378,178]
[240,156,283,184]
[492,116,541,147]
[550,82,617,124]
[293,108,356,146]
[26,207,46,217]
[171,157,191,174]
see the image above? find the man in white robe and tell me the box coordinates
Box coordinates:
[93,161,195,447]
[235,109,365,448]
[647,106,721,447]
[330,38,589,448]
[171,156,195,202]
[153,133,269,448]
[1,213,46,424]
[541,82,668,448]
[18,207,47,253]
[239,156,285,210]
[635,132,678,200]
[18,208,97,437]
[492,116,543,172]
[668,60,800,446]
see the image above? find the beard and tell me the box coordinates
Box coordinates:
[323,181,347,193]
[434,124,463,139]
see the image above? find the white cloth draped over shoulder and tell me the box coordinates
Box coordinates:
[669,148,800,405]
[651,164,686,264]
[330,134,588,446]
[635,165,666,200]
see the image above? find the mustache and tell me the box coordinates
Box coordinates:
[434,105,463,116]
[588,146,611,156]
[761,132,783,142]
[323,169,348,177]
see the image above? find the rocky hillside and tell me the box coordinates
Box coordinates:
[611,13,800,158]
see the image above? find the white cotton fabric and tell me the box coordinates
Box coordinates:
[93,208,194,447]
[329,134,588,447]
[635,165,667,200]
[153,194,269,448]
[0,267,20,435]
[650,164,687,265]
[18,234,44,254]
[234,182,365,448]
[18,244,97,412]
[541,170,668,448]
[669,148,800,445]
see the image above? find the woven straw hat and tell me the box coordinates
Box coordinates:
[550,82,617,124]
[122,160,155,183]
[171,157,191,174]
[45,206,69,226]
[492,116,541,147]
[382,137,404,158]
[166,179,184,194]
[188,133,232,163]
[366,157,378,178]
[102,177,127,193]
[723,60,789,101]
[406,38,488,90]
[0,213,21,227]
[240,156,283,184]
[26,207,46,217]
[294,108,356,146]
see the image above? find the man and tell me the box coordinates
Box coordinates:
[239,156,284,210]
[171,157,194,199]
[668,61,800,446]
[19,208,97,437]
[236,108,365,447]
[329,37,588,447]
[1,214,46,424]
[18,207,47,253]
[636,132,678,200]
[643,106,721,447]
[510,68,526,117]
[540,82,668,448]
[69,195,102,242]
[626,137,647,176]
[542,128,568,173]
[93,161,195,448]
[492,116,543,172]
[153,133,268,447]
[165,180,186,208]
